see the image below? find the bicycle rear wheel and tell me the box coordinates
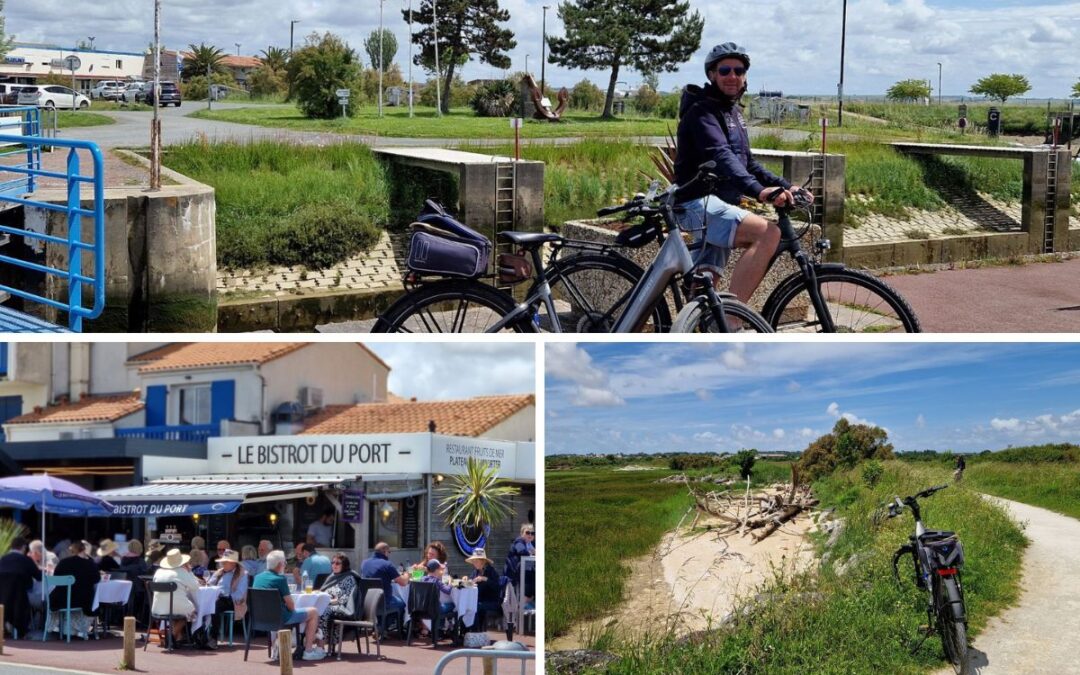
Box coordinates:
[670,296,773,333]
[762,267,921,333]
[371,280,528,333]
[532,253,672,333]
[935,576,970,675]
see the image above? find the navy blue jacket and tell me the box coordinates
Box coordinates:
[674,83,789,204]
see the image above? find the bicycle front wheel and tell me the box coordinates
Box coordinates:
[935,576,970,675]
[670,296,774,333]
[533,253,672,333]
[762,267,921,333]
[371,280,528,333]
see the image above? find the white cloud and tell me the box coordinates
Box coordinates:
[1031,17,1073,43]
[773,428,785,439]
[546,343,606,387]
[695,388,712,401]
[827,402,840,417]
[799,427,816,438]
[990,417,1021,431]
[572,386,625,407]
[916,414,926,429]
[370,343,533,399]
[722,343,748,370]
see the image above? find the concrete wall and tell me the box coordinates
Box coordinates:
[261,344,390,412]
[25,155,216,332]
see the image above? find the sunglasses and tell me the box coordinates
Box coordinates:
[715,66,747,77]
[525,531,535,536]
[331,560,344,565]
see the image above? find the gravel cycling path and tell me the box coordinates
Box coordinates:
[936,496,1080,674]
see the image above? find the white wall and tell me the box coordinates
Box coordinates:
[2,46,145,82]
[6,421,117,442]
[483,405,536,442]
[261,344,390,413]
[138,367,261,426]
[92,343,152,394]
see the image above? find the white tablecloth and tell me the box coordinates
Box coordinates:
[395,583,479,628]
[194,586,221,630]
[290,591,331,634]
[91,580,133,611]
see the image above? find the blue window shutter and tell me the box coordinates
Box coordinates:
[0,343,7,376]
[145,385,167,426]
[211,380,235,426]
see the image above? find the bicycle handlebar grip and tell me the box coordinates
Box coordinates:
[596,203,631,217]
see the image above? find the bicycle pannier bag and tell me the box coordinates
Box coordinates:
[922,533,964,569]
[406,200,492,278]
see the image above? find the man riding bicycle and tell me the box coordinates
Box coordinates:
[673,42,813,303]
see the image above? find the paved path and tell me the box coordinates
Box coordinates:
[935,497,1080,675]
[883,258,1080,332]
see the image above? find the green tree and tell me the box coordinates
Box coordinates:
[363,29,397,73]
[1072,79,1080,98]
[249,65,286,97]
[732,449,757,479]
[886,78,932,102]
[0,1,15,60]
[437,456,520,536]
[259,46,289,73]
[403,0,516,114]
[287,32,363,119]
[970,73,1031,102]
[183,72,233,100]
[182,42,228,80]
[0,519,27,557]
[569,78,604,111]
[548,0,703,118]
[634,84,661,114]
[797,419,895,481]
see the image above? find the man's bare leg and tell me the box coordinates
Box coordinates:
[728,214,779,303]
[304,608,318,650]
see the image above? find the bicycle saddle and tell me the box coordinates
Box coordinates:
[498,231,562,248]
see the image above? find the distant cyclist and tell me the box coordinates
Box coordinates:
[954,454,966,482]
[673,42,813,302]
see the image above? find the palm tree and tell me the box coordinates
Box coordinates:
[437,457,519,535]
[0,518,27,554]
[182,42,228,80]
[260,46,289,73]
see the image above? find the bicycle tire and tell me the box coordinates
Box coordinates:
[531,253,672,333]
[670,296,774,333]
[935,576,971,675]
[371,280,529,333]
[762,267,921,333]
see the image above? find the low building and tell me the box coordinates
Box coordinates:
[178,53,263,89]
[0,43,145,91]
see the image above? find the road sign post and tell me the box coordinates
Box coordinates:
[64,55,82,110]
[336,88,351,119]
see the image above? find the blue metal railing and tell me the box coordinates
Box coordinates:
[432,648,534,675]
[116,424,219,442]
[0,118,106,332]
[0,106,42,197]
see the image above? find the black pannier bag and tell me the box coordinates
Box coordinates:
[407,200,492,278]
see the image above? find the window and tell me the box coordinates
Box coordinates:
[369,500,402,549]
[46,86,65,93]
[115,60,122,69]
[176,384,211,425]
[0,343,7,376]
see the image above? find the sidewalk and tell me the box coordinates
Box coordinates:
[0,628,536,675]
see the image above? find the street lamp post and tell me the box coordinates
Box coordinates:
[151,0,162,190]
[87,36,95,50]
[235,42,241,56]
[378,0,385,118]
[937,62,942,106]
[433,0,442,116]
[541,5,549,95]
[525,54,529,76]
[407,0,414,117]
[290,19,301,55]
[837,0,847,127]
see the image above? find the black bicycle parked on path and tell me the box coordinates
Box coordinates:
[887,484,970,674]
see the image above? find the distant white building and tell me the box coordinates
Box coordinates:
[0,43,146,92]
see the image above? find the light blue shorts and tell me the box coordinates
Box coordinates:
[674,197,752,270]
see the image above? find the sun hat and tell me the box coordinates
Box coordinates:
[160,548,191,569]
[96,539,118,557]
[464,548,492,565]
[216,549,241,565]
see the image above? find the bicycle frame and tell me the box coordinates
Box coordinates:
[767,197,837,332]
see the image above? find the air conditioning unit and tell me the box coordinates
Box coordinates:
[58,431,75,440]
[298,386,323,411]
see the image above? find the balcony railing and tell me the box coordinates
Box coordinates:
[116,423,218,442]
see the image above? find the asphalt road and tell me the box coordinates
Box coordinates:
[884,258,1080,332]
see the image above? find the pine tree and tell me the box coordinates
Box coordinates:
[548,0,702,118]
[364,29,398,74]
[402,0,515,114]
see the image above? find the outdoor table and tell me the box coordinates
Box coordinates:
[395,583,479,628]
[194,585,221,630]
[290,591,331,634]
[91,579,133,611]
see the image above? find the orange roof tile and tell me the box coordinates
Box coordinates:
[7,393,144,425]
[132,343,308,373]
[178,52,262,69]
[300,394,534,437]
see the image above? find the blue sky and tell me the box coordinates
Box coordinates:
[545,342,1080,455]
[8,0,1078,99]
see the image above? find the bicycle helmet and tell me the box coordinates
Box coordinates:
[704,42,750,74]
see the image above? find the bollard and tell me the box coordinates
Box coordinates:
[121,616,136,670]
[277,629,294,675]
[483,640,529,675]
[0,604,5,655]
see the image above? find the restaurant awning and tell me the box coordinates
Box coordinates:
[96,475,349,517]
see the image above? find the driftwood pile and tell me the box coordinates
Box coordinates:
[688,470,818,544]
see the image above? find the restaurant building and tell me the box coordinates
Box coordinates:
[0,342,535,571]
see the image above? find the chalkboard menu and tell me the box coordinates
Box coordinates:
[342,489,364,523]
[402,496,420,549]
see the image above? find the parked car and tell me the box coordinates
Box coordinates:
[16,85,91,110]
[0,83,27,105]
[120,82,150,104]
[144,81,181,107]
[89,80,125,100]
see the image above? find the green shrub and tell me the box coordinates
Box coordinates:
[798,419,895,482]
[249,66,286,98]
[732,449,757,479]
[470,79,520,117]
[183,72,234,100]
[288,32,363,119]
[669,453,725,470]
[266,201,381,269]
[569,78,605,112]
[418,76,473,109]
[656,92,681,119]
[861,459,884,487]
[632,85,661,115]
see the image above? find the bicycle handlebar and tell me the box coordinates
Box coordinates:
[885,484,949,518]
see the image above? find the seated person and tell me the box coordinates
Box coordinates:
[49,540,100,639]
[252,550,324,661]
[466,548,501,630]
[420,559,455,632]
[315,553,359,652]
[0,537,42,637]
[151,549,199,645]
[206,549,249,639]
[292,543,332,587]
[96,539,121,573]
[360,542,409,615]
[411,541,449,574]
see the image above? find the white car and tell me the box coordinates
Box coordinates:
[90,80,125,100]
[17,85,91,110]
[120,82,149,103]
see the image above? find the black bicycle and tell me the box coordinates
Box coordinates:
[887,485,970,674]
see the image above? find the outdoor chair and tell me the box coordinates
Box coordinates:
[145,581,190,652]
[405,580,448,647]
[244,587,297,662]
[218,606,248,646]
[136,575,154,630]
[329,586,384,661]
[43,575,75,643]
[359,577,403,638]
